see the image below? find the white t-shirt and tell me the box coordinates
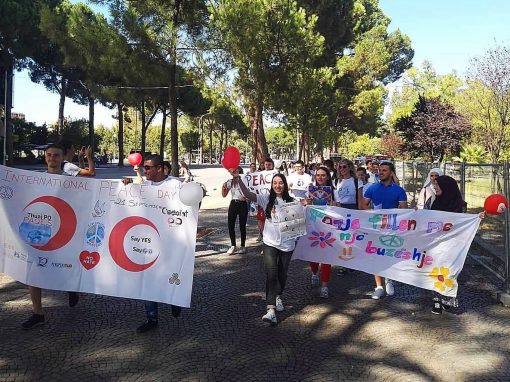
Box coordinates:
[287,172,312,199]
[63,161,80,177]
[256,194,296,252]
[335,177,363,205]
[225,179,245,201]
[149,176,182,187]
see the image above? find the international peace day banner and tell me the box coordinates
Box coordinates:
[0,165,198,307]
[293,206,481,297]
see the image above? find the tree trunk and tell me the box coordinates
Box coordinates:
[140,101,146,155]
[159,107,166,158]
[209,121,213,164]
[299,131,305,161]
[168,1,181,177]
[4,63,14,166]
[117,103,124,167]
[219,125,224,154]
[57,77,67,136]
[247,100,269,164]
[88,96,95,150]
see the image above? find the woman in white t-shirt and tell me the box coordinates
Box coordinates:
[238,173,296,325]
[222,166,248,255]
[335,159,363,210]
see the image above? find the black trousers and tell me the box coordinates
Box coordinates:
[228,199,248,246]
[263,244,294,308]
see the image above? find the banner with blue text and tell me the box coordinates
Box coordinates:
[293,206,481,297]
[0,165,198,307]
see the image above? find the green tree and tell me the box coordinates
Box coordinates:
[455,45,510,163]
[387,62,463,128]
[211,0,324,164]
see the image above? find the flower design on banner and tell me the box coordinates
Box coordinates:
[429,266,455,291]
[309,231,335,248]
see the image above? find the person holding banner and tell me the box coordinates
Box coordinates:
[122,154,183,333]
[222,166,248,255]
[417,168,444,209]
[334,159,363,276]
[427,175,472,314]
[304,166,337,299]
[361,161,408,300]
[238,173,296,325]
[60,140,96,178]
[21,144,81,330]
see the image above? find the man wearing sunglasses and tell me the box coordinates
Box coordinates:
[122,154,183,333]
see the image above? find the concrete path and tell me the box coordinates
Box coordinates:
[1,165,510,381]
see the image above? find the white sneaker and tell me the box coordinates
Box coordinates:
[320,286,329,299]
[226,246,237,255]
[238,246,246,254]
[311,273,320,288]
[275,295,284,312]
[385,279,395,296]
[262,308,277,325]
[372,287,385,300]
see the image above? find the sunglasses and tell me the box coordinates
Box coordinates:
[338,165,349,169]
[143,165,160,170]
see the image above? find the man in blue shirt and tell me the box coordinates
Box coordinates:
[361,161,408,299]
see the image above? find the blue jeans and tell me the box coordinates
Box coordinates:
[144,301,158,322]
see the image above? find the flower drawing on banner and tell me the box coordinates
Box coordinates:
[429,266,455,292]
[309,231,335,248]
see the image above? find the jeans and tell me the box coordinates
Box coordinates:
[263,244,294,308]
[144,301,158,322]
[228,200,248,247]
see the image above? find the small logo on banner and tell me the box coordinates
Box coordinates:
[0,185,13,200]
[168,273,181,285]
[85,222,105,247]
[38,257,49,267]
[79,251,100,270]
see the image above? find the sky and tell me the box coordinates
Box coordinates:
[11,0,510,127]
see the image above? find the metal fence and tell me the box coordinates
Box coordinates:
[395,161,510,295]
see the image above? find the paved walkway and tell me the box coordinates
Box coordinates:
[1,207,510,382]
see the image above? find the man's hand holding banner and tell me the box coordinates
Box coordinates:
[0,165,198,307]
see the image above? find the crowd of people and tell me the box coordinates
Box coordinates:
[18,145,482,332]
[222,157,484,325]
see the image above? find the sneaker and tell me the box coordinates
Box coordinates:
[136,320,158,333]
[238,246,246,254]
[256,233,263,242]
[262,308,277,325]
[372,287,385,300]
[320,286,329,299]
[385,279,395,296]
[21,314,45,330]
[275,296,284,312]
[431,298,443,315]
[68,292,79,307]
[311,273,320,288]
[226,246,237,255]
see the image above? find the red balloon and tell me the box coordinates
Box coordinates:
[222,146,240,170]
[484,194,508,215]
[128,153,142,166]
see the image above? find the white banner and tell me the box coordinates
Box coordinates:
[275,201,306,241]
[293,206,481,297]
[242,170,277,195]
[0,165,198,307]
